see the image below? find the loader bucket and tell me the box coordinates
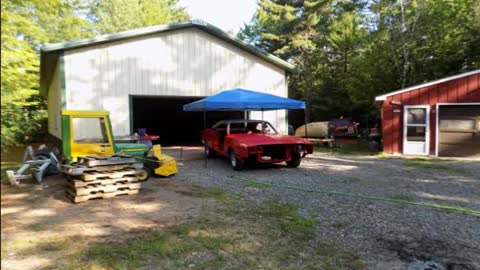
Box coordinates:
[152,145,178,177]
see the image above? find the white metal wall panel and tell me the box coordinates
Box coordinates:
[47,63,61,138]
[64,28,288,136]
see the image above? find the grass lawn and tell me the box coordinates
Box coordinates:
[1,180,365,270]
[53,193,365,270]
[4,145,479,269]
[314,139,380,156]
[0,145,362,270]
[403,159,473,176]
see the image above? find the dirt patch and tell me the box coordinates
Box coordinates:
[1,175,213,270]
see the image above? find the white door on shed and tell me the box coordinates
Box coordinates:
[403,105,430,155]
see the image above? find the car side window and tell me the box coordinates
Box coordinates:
[256,122,276,134]
[229,123,247,134]
[215,123,227,129]
[214,123,227,132]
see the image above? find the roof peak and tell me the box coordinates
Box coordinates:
[375,69,480,101]
[41,20,295,72]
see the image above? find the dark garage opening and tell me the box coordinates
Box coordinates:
[438,105,480,158]
[131,96,244,146]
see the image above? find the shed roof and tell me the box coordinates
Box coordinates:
[375,69,480,102]
[40,20,296,93]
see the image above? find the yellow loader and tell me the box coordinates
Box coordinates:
[61,110,177,179]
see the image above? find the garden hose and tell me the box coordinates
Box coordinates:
[234,176,480,216]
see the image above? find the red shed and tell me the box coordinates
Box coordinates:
[375,70,480,158]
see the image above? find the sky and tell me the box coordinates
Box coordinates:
[178,0,258,34]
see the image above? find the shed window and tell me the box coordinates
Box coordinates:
[407,108,426,124]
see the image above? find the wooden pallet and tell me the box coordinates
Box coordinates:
[66,189,139,203]
[68,176,139,188]
[73,168,139,181]
[78,156,136,167]
[64,163,135,173]
[66,181,141,196]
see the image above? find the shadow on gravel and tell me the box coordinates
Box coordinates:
[379,236,479,270]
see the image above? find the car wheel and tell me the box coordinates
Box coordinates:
[229,149,245,171]
[286,152,301,168]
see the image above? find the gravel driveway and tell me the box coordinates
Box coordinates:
[167,148,480,270]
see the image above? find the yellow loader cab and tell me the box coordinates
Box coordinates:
[61,110,177,178]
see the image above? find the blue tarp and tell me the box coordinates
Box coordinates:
[183,88,306,111]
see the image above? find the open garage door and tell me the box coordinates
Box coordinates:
[438,105,480,158]
[131,96,244,146]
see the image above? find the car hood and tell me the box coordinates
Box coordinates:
[228,133,312,146]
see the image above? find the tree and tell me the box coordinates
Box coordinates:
[1,0,92,148]
[239,0,480,128]
[92,0,189,34]
[1,0,191,148]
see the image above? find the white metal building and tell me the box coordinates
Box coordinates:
[40,20,295,144]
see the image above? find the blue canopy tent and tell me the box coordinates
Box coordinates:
[183,88,306,111]
[183,88,309,167]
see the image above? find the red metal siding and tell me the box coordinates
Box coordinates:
[382,97,394,153]
[457,79,468,101]
[392,105,401,153]
[381,73,480,154]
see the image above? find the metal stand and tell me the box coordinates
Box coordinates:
[6,145,60,185]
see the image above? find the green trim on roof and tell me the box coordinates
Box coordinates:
[129,95,133,135]
[59,52,66,108]
[41,20,296,72]
[61,114,71,160]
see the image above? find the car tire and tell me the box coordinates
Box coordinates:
[229,149,245,171]
[286,152,301,168]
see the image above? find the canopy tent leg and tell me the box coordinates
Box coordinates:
[180,144,183,161]
[304,109,310,162]
[203,111,207,168]
[304,109,309,140]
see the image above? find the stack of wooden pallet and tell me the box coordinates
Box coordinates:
[64,156,144,203]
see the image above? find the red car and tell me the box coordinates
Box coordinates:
[328,118,359,137]
[201,120,314,170]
